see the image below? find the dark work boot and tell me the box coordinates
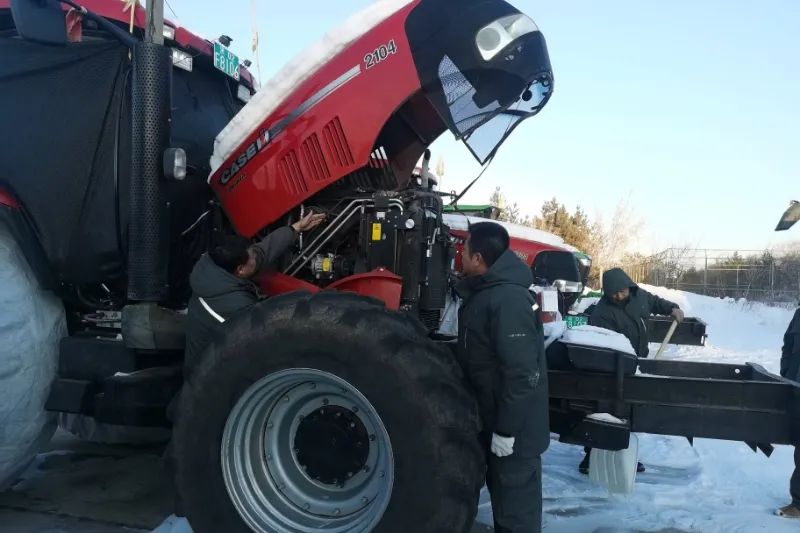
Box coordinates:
[776,503,800,518]
[578,453,590,475]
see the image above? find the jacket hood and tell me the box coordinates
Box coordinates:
[190,253,254,298]
[602,268,636,297]
[458,249,533,297]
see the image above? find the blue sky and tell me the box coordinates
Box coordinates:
[168,0,799,252]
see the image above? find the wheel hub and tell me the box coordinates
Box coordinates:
[221,369,394,532]
[294,405,369,486]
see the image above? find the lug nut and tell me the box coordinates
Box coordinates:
[304,503,311,510]
[323,398,329,405]
[379,471,385,478]
[362,497,369,504]
[267,422,274,429]
[334,509,341,516]
[350,422,356,428]
[310,383,317,389]
[364,466,371,473]
[283,396,290,403]
[352,406,359,413]
[369,434,376,441]
[267,454,273,461]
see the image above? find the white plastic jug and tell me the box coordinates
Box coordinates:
[589,433,640,494]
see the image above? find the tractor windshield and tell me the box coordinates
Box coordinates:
[459,78,551,163]
[434,54,552,164]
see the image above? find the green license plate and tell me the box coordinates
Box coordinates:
[566,315,589,329]
[214,41,240,81]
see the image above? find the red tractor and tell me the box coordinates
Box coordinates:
[0,0,554,530]
[444,213,591,316]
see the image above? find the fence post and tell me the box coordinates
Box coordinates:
[704,250,708,296]
[770,260,775,302]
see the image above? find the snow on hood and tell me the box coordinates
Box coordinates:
[443,214,578,252]
[210,0,416,174]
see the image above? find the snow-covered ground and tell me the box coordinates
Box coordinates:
[476,286,798,532]
[6,286,796,532]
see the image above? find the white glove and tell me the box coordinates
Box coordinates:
[490,433,515,457]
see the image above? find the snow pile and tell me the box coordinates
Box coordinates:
[587,413,626,424]
[443,214,577,251]
[210,0,415,173]
[152,515,193,533]
[562,325,637,356]
[641,283,793,372]
[570,295,600,314]
[543,320,566,348]
[478,285,798,532]
[0,227,66,489]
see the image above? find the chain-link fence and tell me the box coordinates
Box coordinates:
[621,248,800,304]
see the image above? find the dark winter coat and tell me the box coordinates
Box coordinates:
[589,268,679,358]
[457,249,550,458]
[781,308,800,382]
[184,226,296,379]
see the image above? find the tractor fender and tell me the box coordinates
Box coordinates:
[259,269,403,310]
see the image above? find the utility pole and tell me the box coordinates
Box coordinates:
[145,0,164,45]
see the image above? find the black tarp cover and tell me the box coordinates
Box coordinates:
[0,35,238,292]
[0,38,130,284]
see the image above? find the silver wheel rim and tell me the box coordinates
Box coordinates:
[221,368,394,532]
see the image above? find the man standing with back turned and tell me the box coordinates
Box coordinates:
[457,222,550,533]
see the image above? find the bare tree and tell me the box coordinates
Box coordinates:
[489,187,525,225]
[586,196,645,286]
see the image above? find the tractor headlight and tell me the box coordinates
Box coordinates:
[163,147,187,180]
[475,14,539,61]
[237,84,253,103]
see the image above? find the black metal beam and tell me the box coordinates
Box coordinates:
[548,365,800,448]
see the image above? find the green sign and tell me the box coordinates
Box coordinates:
[566,315,589,329]
[214,41,240,81]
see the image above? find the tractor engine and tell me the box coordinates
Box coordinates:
[276,172,453,331]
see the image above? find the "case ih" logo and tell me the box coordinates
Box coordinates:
[219,130,271,185]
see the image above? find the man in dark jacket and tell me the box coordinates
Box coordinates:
[589,267,684,358]
[457,222,549,533]
[167,211,323,516]
[183,211,324,378]
[777,307,800,518]
[580,267,684,475]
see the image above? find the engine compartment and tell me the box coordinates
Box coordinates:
[271,166,453,331]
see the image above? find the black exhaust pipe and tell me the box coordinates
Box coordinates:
[127,41,171,301]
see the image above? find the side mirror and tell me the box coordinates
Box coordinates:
[776,201,800,232]
[11,0,67,46]
[532,250,582,287]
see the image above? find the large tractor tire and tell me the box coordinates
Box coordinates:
[0,226,66,489]
[174,292,484,533]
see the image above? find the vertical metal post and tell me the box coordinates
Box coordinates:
[704,250,708,295]
[770,259,775,302]
[145,0,164,45]
[127,0,170,302]
[736,266,740,298]
[614,353,625,417]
